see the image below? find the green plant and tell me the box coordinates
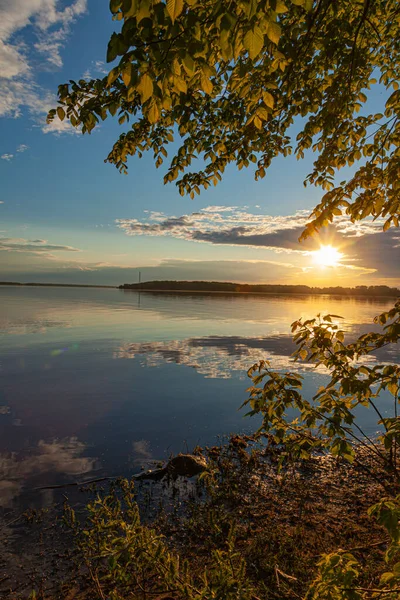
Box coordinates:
[63,478,254,600]
[244,302,400,487]
[307,495,400,599]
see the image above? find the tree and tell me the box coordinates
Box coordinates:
[49,1,400,597]
[48,0,400,233]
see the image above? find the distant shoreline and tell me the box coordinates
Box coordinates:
[119,280,400,298]
[0,282,116,289]
[120,288,400,298]
[1,281,399,298]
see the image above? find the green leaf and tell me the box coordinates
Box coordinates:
[124,0,138,18]
[107,67,120,87]
[244,26,264,60]
[137,73,153,103]
[267,21,281,45]
[275,1,288,13]
[137,0,151,22]
[57,107,65,121]
[122,63,133,86]
[106,33,119,62]
[182,54,195,76]
[256,106,270,121]
[167,0,184,23]
[147,101,159,123]
[201,71,213,94]
[174,76,187,94]
[110,0,122,13]
[262,91,274,109]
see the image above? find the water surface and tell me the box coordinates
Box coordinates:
[0,286,398,510]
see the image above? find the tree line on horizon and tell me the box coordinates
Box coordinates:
[119,280,400,296]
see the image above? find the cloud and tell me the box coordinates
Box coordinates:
[117,207,314,251]
[116,207,386,254]
[0,1,87,131]
[116,206,400,282]
[1,144,29,162]
[83,59,108,80]
[0,0,87,78]
[0,237,80,257]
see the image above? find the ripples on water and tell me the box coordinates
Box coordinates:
[0,286,398,509]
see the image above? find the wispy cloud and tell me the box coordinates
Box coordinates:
[0,0,87,132]
[1,144,29,162]
[83,59,108,80]
[0,237,80,258]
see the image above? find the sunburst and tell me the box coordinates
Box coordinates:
[313,245,343,267]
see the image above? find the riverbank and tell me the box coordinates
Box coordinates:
[1,436,396,599]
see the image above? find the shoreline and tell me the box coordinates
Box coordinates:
[0,282,116,289]
[0,438,392,599]
[119,288,400,298]
[1,282,399,299]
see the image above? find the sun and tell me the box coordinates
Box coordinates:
[313,245,343,267]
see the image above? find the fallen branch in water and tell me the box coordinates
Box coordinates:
[36,454,208,490]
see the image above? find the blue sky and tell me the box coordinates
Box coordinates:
[0,0,399,287]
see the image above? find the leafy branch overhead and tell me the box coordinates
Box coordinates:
[48,0,400,234]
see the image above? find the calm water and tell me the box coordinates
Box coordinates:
[0,286,399,510]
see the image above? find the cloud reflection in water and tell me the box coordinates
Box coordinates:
[114,335,397,379]
[0,437,96,507]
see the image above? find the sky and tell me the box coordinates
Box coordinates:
[0,0,399,288]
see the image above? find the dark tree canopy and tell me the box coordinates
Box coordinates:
[48,0,400,237]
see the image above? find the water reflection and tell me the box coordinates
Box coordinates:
[115,336,301,378]
[0,437,96,507]
[0,287,399,509]
[115,334,398,379]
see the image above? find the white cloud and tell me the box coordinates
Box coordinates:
[0,79,77,133]
[83,59,109,80]
[16,144,29,152]
[0,0,87,131]
[0,0,87,78]
[1,153,14,161]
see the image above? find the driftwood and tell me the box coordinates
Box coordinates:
[36,454,208,490]
[134,454,207,481]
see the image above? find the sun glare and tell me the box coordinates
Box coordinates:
[313,245,342,268]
